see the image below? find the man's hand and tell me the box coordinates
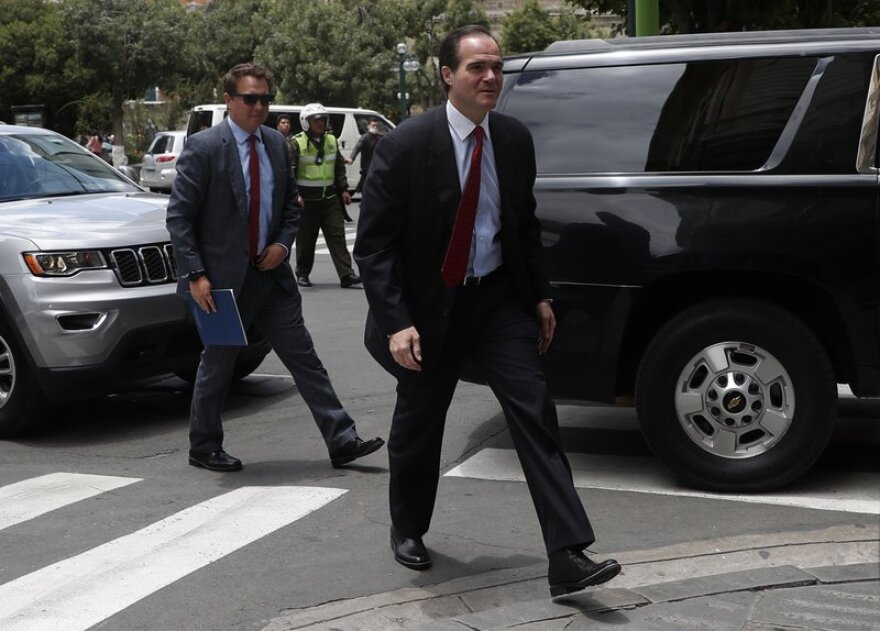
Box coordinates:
[389,326,422,371]
[341,191,352,205]
[536,301,556,354]
[190,275,215,313]
[256,243,287,271]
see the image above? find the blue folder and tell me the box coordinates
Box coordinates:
[185,289,248,346]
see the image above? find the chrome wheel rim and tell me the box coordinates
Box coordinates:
[0,334,16,410]
[674,342,795,459]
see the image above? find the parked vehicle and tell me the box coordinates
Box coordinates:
[140,130,186,192]
[186,104,394,186]
[0,124,269,437]
[471,28,880,491]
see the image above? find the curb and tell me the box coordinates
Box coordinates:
[261,525,879,631]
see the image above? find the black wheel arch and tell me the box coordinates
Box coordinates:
[616,270,856,399]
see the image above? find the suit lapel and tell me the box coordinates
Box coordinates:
[429,107,463,225]
[260,129,283,224]
[488,113,517,229]
[221,121,248,218]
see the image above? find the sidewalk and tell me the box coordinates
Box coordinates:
[262,525,879,631]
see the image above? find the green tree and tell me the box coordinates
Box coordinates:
[60,0,191,154]
[503,0,560,54]
[566,0,880,33]
[257,0,419,120]
[188,0,270,85]
[503,0,604,54]
[441,0,491,31]
[0,0,83,133]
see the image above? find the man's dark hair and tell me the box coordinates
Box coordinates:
[223,62,274,95]
[277,114,291,124]
[438,25,498,94]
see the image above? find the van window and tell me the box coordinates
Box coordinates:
[505,57,817,174]
[354,114,393,135]
[186,110,216,137]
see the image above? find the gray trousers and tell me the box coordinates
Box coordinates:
[189,266,358,453]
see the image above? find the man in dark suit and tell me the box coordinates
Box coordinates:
[167,62,383,472]
[355,26,620,599]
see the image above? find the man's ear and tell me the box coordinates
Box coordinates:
[441,66,452,85]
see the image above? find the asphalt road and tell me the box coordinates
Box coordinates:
[0,214,877,631]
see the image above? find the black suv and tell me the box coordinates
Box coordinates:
[491,28,880,491]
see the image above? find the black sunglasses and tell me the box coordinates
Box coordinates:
[232,93,273,106]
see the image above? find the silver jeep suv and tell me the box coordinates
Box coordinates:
[0,124,268,437]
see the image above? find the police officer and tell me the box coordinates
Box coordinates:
[292,103,361,288]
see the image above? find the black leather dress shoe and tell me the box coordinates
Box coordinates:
[297,275,312,287]
[329,436,385,468]
[188,450,242,472]
[390,527,431,570]
[548,548,621,598]
[340,274,361,288]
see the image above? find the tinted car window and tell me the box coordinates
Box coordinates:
[354,114,393,134]
[0,133,134,200]
[506,57,816,174]
[186,110,215,136]
[148,134,171,154]
[780,54,874,174]
[326,113,346,138]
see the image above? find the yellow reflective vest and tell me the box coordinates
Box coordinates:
[294,132,337,188]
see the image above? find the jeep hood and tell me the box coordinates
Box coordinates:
[0,192,172,250]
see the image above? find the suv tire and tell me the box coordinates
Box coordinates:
[0,318,47,437]
[635,299,836,492]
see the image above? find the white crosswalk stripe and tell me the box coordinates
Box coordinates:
[0,472,140,532]
[445,447,880,515]
[312,226,357,255]
[0,478,346,631]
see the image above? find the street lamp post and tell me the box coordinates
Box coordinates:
[396,42,408,122]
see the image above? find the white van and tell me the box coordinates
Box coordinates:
[185,104,394,188]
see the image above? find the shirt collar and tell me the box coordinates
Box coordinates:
[227,117,263,145]
[446,100,490,144]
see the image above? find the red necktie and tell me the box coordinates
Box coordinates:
[247,134,260,261]
[441,126,484,287]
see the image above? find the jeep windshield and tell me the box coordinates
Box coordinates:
[0,132,138,202]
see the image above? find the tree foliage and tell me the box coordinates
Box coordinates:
[566,0,880,33]
[4,0,878,154]
[257,0,418,119]
[60,0,190,144]
[503,0,607,54]
[0,0,80,131]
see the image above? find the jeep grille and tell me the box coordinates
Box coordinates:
[107,243,178,286]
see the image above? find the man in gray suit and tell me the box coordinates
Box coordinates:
[167,62,383,472]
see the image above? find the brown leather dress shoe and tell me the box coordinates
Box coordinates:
[548,547,621,598]
[329,436,385,468]
[390,527,431,570]
[188,449,242,472]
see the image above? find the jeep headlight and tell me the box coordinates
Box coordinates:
[23,251,107,276]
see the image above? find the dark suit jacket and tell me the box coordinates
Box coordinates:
[354,105,550,376]
[166,119,299,297]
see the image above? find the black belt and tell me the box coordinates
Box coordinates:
[462,266,503,287]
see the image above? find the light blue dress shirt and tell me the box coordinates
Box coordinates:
[227,118,275,256]
[446,101,503,278]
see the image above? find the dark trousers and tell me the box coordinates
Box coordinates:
[294,194,355,280]
[388,272,595,554]
[189,266,357,453]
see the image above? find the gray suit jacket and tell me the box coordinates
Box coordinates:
[166,119,299,296]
